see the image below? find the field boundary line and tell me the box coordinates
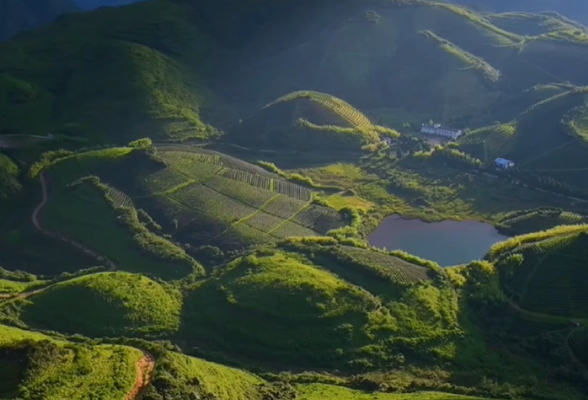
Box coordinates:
[267,201,313,235]
[201,194,282,245]
[517,138,578,168]
[134,179,197,198]
[32,172,117,271]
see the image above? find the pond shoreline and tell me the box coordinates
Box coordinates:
[367,214,510,267]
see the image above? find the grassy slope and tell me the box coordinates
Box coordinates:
[0,0,217,140]
[229,90,387,151]
[459,88,588,191]
[16,272,182,337]
[297,384,494,400]
[145,351,267,400]
[42,144,347,254]
[491,226,588,319]
[0,323,140,400]
[0,152,21,201]
[183,249,466,369]
[42,147,200,279]
[486,12,580,37]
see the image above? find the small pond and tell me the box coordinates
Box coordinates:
[368,215,510,267]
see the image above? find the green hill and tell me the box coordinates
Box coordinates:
[228,91,385,151]
[13,272,182,337]
[40,145,347,259]
[0,0,218,140]
[491,225,588,318]
[0,0,79,41]
[459,88,588,192]
[182,248,462,369]
[0,323,140,399]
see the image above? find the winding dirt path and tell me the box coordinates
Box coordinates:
[31,172,117,270]
[126,351,156,400]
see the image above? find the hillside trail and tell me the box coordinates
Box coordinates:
[125,351,156,400]
[31,172,117,271]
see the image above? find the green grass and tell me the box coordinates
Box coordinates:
[493,227,588,318]
[228,91,391,151]
[0,0,217,140]
[296,383,494,400]
[0,279,45,295]
[15,272,182,337]
[0,152,21,205]
[145,352,268,400]
[0,323,140,400]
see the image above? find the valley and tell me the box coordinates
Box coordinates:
[1,0,588,399]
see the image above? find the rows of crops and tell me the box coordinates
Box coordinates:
[339,246,431,285]
[204,175,277,208]
[169,184,258,224]
[459,123,517,158]
[159,153,224,183]
[262,195,307,220]
[221,169,273,191]
[220,154,277,177]
[505,314,569,337]
[521,251,588,317]
[308,92,373,129]
[272,179,312,201]
[292,205,346,233]
[270,221,319,238]
[139,167,194,194]
[135,196,197,231]
[567,328,588,366]
[159,150,224,167]
[244,212,285,232]
[107,185,134,208]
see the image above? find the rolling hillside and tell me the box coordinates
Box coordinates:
[459,88,588,192]
[0,0,79,41]
[13,272,182,337]
[182,248,460,369]
[228,91,388,150]
[0,323,141,399]
[0,0,218,140]
[38,145,348,268]
[491,226,588,319]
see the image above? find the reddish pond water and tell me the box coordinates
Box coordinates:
[368,215,509,267]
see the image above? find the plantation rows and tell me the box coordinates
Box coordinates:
[505,314,569,337]
[204,175,276,208]
[157,147,277,177]
[567,328,588,366]
[221,169,273,191]
[310,93,373,128]
[270,221,318,238]
[169,184,257,224]
[459,123,517,157]
[262,196,307,220]
[521,251,588,317]
[292,205,346,233]
[139,167,193,194]
[340,246,431,285]
[107,186,134,208]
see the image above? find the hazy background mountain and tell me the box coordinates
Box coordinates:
[0,0,80,41]
[72,0,145,10]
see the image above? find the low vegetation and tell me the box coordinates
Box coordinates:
[13,272,182,337]
[0,323,140,399]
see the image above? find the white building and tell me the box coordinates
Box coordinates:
[421,123,463,140]
[494,157,515,169]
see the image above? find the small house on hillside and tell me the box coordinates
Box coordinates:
[421,123,463,140]
[495,157,515,169]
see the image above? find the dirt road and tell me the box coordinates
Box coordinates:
[125,351,156,400]
[31,172,117,270]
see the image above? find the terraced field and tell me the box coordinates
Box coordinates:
[228,91,383,151]
[339,246,433,285]
[567,328,588,366]
[44,146,347,254]
[494,230,588,318]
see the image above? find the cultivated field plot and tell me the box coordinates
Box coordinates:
[125,146,348,249]
[339,246,432,285]
[568,328,588,367]
[518,248,588,318]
